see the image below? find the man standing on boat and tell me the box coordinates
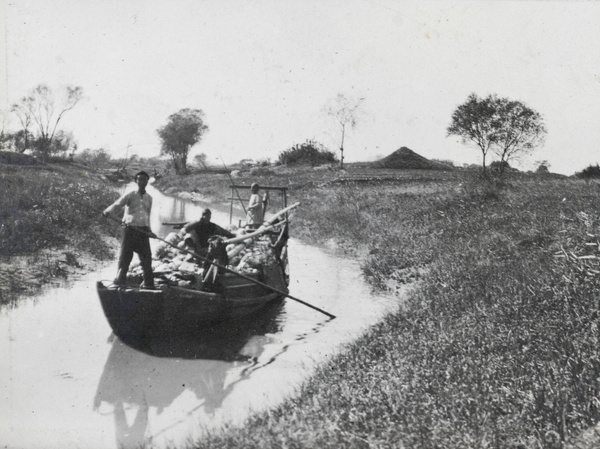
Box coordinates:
[103,170,156,289]
[179,208,235,257]
[246,183,268,229]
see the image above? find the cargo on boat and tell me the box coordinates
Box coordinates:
[97,185,297,343]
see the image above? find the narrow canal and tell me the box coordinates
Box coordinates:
[1,184,402,449]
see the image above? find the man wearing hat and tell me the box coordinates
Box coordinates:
[246,183,268,229]
[103,170,156,288]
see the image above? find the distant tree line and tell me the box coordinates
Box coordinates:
[15,85,600,178]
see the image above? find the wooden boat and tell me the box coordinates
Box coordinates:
[97,186,295,343]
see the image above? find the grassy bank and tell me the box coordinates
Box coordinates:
[0,162,121,304]
[4,160,599,446]
[156,168,600,448]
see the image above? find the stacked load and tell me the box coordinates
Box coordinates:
[126,230,280,288]
[227,235,279,275]
[127,232,203,288]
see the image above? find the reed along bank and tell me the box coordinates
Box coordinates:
[157,167,600,449]
[0,160,120,304]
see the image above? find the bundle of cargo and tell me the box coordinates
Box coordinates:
[227,235,279,274]
[96,196,311,342]
[125,230,280,288]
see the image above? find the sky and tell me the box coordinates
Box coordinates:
[1,0,599,175]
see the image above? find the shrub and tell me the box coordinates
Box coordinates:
[74,148,113,169]
[489,160,511,171]
[431,158,455,168]
[0,166,118,258]
[575,163,600,179]
[278,139,338,166]
[249,166,274,176]
[0,151,38,166]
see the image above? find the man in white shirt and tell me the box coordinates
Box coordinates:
[103,171,155,288]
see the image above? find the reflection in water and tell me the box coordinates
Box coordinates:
[93,301,286,448]
[1,184,401,449]
[125,300,284,361]
[94,339,235,448]
[152,186,235,238]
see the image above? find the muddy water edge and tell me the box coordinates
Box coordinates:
[0,183,405,449]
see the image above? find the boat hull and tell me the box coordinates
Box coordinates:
[97,263,288,342]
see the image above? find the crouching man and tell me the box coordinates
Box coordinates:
[179,208,235,259]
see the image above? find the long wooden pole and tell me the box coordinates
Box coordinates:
[219,156,247,215]
[224,202,300,244]
[103,213,336,320]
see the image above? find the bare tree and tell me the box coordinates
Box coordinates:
[0,111,13,151]
[325,93,364,169]
[10,96,34,152]
[11,84,83,159]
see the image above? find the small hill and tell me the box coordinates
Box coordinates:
[372,147,452,170]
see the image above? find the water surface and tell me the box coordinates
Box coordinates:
[0,185,402,449]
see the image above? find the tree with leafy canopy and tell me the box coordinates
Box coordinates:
[157,108,208,174]
[534,159,550,174]
[324,93,364,169]
[489,97,546,174]
[447,93,546,176]
[11,84,83,159]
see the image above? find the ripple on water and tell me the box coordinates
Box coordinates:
[0,186,401,449]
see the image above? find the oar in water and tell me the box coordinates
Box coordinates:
[102,210,336,320]
[153,229,336,320]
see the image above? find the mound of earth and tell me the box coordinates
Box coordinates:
[0,151,38,166]
[373,147,451,170]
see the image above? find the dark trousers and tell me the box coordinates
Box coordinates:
[117,226,153,286]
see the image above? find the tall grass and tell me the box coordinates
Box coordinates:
[0,164,119,259]
[0,164,122,304]
[186,174,600,448]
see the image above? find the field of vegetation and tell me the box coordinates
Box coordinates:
[3,156,600,447]
[0,158,121,304]
[156,167,600,448]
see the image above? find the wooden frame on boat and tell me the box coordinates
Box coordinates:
[229,184,288,227]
